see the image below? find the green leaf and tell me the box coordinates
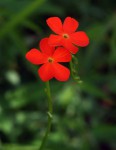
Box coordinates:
[92,125,116,141]
[2,145,38,150]
[80,82,107,98]
[0,0,46,38]
[109,26,116,65]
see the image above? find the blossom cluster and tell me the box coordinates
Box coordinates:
[25,17,89,82]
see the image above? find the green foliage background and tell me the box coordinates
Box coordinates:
[0,0,116,150]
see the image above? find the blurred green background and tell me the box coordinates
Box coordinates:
[0,0,116,150]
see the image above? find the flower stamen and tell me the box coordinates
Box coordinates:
[63,33,69,39]
[48,57,54,63]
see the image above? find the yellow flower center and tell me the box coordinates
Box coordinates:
[48,57,54,63]
[63,33,69,39]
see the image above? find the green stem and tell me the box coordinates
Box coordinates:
[70,59,82,83]
[39,81,53,150]
[69,59,78,81]
[69,59,75,81]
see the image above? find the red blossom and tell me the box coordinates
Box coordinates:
[46,17,89,54]
[25,38,71,82]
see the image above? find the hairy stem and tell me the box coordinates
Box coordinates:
[39,81,53,150]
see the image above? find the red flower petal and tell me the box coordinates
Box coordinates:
[38,63,54,81]
[71,31,89,47]
[53,63,70,81]
[62,39,79,54]
[25,49,47,65]
[39,38,55,55]
[63,17,79,33]
[46,17,63,34]
[48,34,62,46]
[53,47,71,62]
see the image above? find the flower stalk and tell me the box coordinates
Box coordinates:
[70,58,82,83]
[39,81,53,150]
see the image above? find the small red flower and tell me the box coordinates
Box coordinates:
[46,17,89,54]
[25,38,71,82]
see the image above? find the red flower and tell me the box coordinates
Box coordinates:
[46,17,89,54]
[25,38,71,82]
